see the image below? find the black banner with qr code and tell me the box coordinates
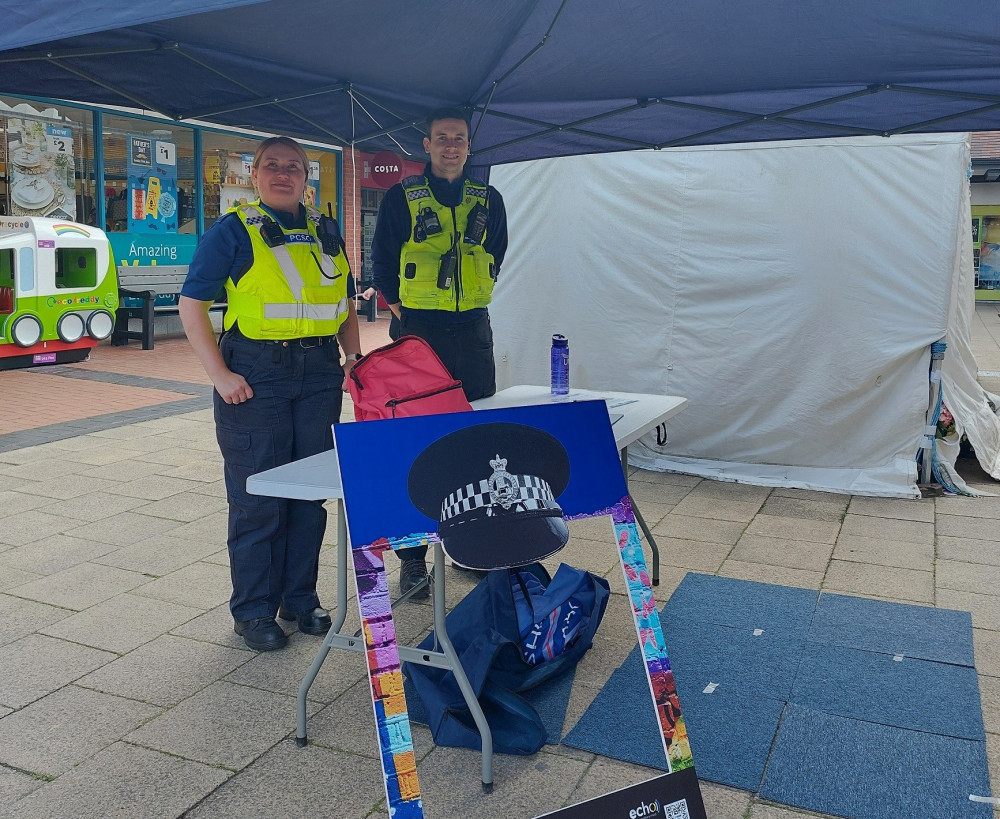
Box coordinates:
[533,768,707,819]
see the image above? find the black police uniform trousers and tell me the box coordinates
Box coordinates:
[396,310,496,564]
[215,328,344,621]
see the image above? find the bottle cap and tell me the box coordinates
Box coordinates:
[552,334,568,347]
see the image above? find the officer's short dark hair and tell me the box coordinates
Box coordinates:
[425,107,472,138]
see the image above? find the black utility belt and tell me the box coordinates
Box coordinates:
[231,330,336,349]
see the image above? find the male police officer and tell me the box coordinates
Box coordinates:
[372,107,508,596]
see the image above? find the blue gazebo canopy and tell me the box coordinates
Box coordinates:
[3,0,1000,165]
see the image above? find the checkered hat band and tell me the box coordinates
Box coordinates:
[441,475,556,522]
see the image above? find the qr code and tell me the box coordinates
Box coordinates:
[663,799,690,819]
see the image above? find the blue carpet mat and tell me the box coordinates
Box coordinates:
[561,573,993,818]
[760,705,993,819]
[403,667,574,747]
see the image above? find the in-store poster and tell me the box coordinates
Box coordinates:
[127,134,178,234]
[5,118,76,220]
[306,159,321,208]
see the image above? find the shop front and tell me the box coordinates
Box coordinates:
[0,94,343,280]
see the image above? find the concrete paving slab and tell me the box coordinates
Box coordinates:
[0,765,43,808]
[937,535,1000,567]
[936,495,1000,520]
[75,459,171,483]
[157,461,225,483]
[0,685,160,777]
[31,492,151,524]
[224,632,367,705]
[169,603,253,651]
[937,560,1000,597]
[202,548,230,566]
[61,511,184,548]
[131,561,232,609]
[832,534,935,571]
[684,481,772,504]
[937,513,1000,541]
[78,635,249,706]
[0,459,89,482]
[627,469,702,488]
[184,739,385,819]
[974,629,1000,678]
[0,634,116,709]
[416,742,589,818]
[565,756,672,807]
[981,675,1000,735]
[568,515,620,542]
[771,487,851,505]
[102,474,204,501]
[306,679,383,757]
[743,514,840,545]
[750,802,824,818]
[188,479,228,498]
[758,495,847,523]
[0,564,43,591]
[166,511,229,544]
[1,534,119,576]
[124,680,304,771]
[93,533,225,576]
[936,589,1000,631]
[8,562,150,611]
[701,782,756,817]
[653,514,747,546]
[0,490,49,517]
[4,741,231,819]
[729,534,834,572]
[627,481,698,507]
[839,513,933,544]
[10,474,119,502]
[640,536,734,573]
[134,491,229,523]
[718,560,824,590]
[0,510,82,548]
[40,593,203,654]
[847,495,935,522]
[60,446,153,467]
[670,494,764,523]
[0,593,71,648]
[823,560,934,603]
[140,448,229,467]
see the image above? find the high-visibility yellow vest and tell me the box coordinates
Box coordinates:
[223,202,350,339]
[398,176,495,311]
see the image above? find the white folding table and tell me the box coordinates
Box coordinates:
[246,385,686,785]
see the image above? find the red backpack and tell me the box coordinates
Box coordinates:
[348,335,473,421]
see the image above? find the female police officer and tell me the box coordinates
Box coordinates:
[179,136,362,651]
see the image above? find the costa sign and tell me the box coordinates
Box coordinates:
[370,151,405,188]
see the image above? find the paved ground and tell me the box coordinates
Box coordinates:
[1,308,999,818]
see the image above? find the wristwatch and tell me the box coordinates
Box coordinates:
[347,353,362,362]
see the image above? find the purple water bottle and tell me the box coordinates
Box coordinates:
[550,334,569,395]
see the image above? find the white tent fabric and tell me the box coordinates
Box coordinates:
[490,133,1000,497]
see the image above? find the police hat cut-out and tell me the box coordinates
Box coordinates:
[407,422,571,570]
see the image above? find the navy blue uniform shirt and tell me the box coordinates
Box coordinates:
[371,163,507,324]
[182,203,356,302]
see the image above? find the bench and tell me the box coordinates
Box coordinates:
[112,265,225,350]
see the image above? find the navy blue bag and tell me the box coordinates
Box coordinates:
[403,562,610,754]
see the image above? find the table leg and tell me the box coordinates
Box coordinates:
[621,446,660,586]
[431,542,494,790]
[296,500,350,746]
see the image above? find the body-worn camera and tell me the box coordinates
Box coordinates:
[437,247,457,289]
[317,216,343,257]
[414,207,443,242]
[259,218,286,248]
[464,203,488,245]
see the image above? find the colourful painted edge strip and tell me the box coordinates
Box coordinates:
[352,542,424,818]
[612,496,695,772]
